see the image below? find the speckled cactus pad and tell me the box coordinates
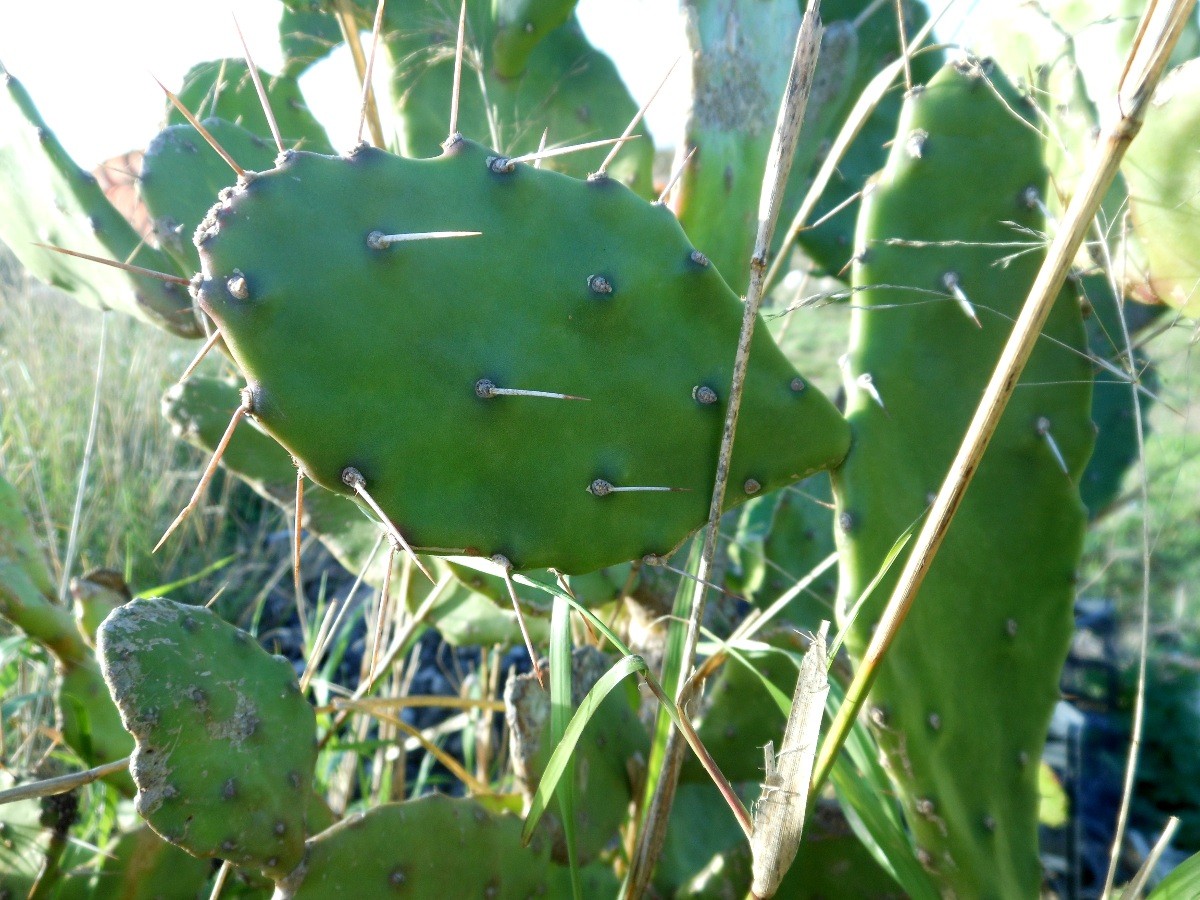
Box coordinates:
[192,139,849,575]
[834,60,1093,898]
[97,597,317,878]
[276,794,550,898]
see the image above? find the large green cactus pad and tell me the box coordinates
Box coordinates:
[192,139,849,574]
[834,61,1093,898]
[276,794,551,898]
[0,63,197,336]
[97,598,317,878]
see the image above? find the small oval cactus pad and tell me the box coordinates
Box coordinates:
[96,597,317,878]
[193,139,849,575]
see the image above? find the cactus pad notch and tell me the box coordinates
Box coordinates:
[97,597,317,878]
[193,138,850,575]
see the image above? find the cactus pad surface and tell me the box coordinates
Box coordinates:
[276,794,550,898]
[834,60,1093,898]
[193,139,849,574]
[97,598,317,878]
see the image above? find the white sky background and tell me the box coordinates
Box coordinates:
[0,0,695,168]
[0,0,994,169]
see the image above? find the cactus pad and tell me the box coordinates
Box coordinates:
[382,1,653,192]
[834,60,1093,897]
[169,60,331,155]
[142,120,279,271]
[275,794,551,898]
[491,0,580,78]
[192,139,849,574]
[97,598,317,878]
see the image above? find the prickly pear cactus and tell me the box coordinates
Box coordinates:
[162,375,551,647]
[97,598,317,878]
[833,60,1094,898]
[168,60,332,155]
[1077,274,1162,518]
[447,558,631,612]
[163,374,390,584]
[491,0,580,78]
[73,825,214,900]
[275,794,551,898]
[671,0,803,285]
[69,568,130,648]
[191,138,850,574]
[381,0,654,192]
[683,651,797,785]
[0,63,197,336]
[142,120,279,271]
[777,0,945,276]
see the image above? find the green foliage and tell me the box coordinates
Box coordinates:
[1151,847,1200,899]
[0,474,134,787]
[505,645,648,865]
[0,64,197,336]
[1128,634,1200,851]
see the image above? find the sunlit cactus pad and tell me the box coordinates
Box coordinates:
[97,597,317,878]
[835,60,1093,898]
[193,139,850,574]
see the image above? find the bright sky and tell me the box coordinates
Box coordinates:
[0,0,690,167]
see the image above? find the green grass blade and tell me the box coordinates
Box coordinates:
[550,594,582,900]
[521,654,647,845]
[825,677,939,900]
[640,543,699,824]
[827,523,915,662]
[133,553,237,598]
[1148,846,1200,898]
